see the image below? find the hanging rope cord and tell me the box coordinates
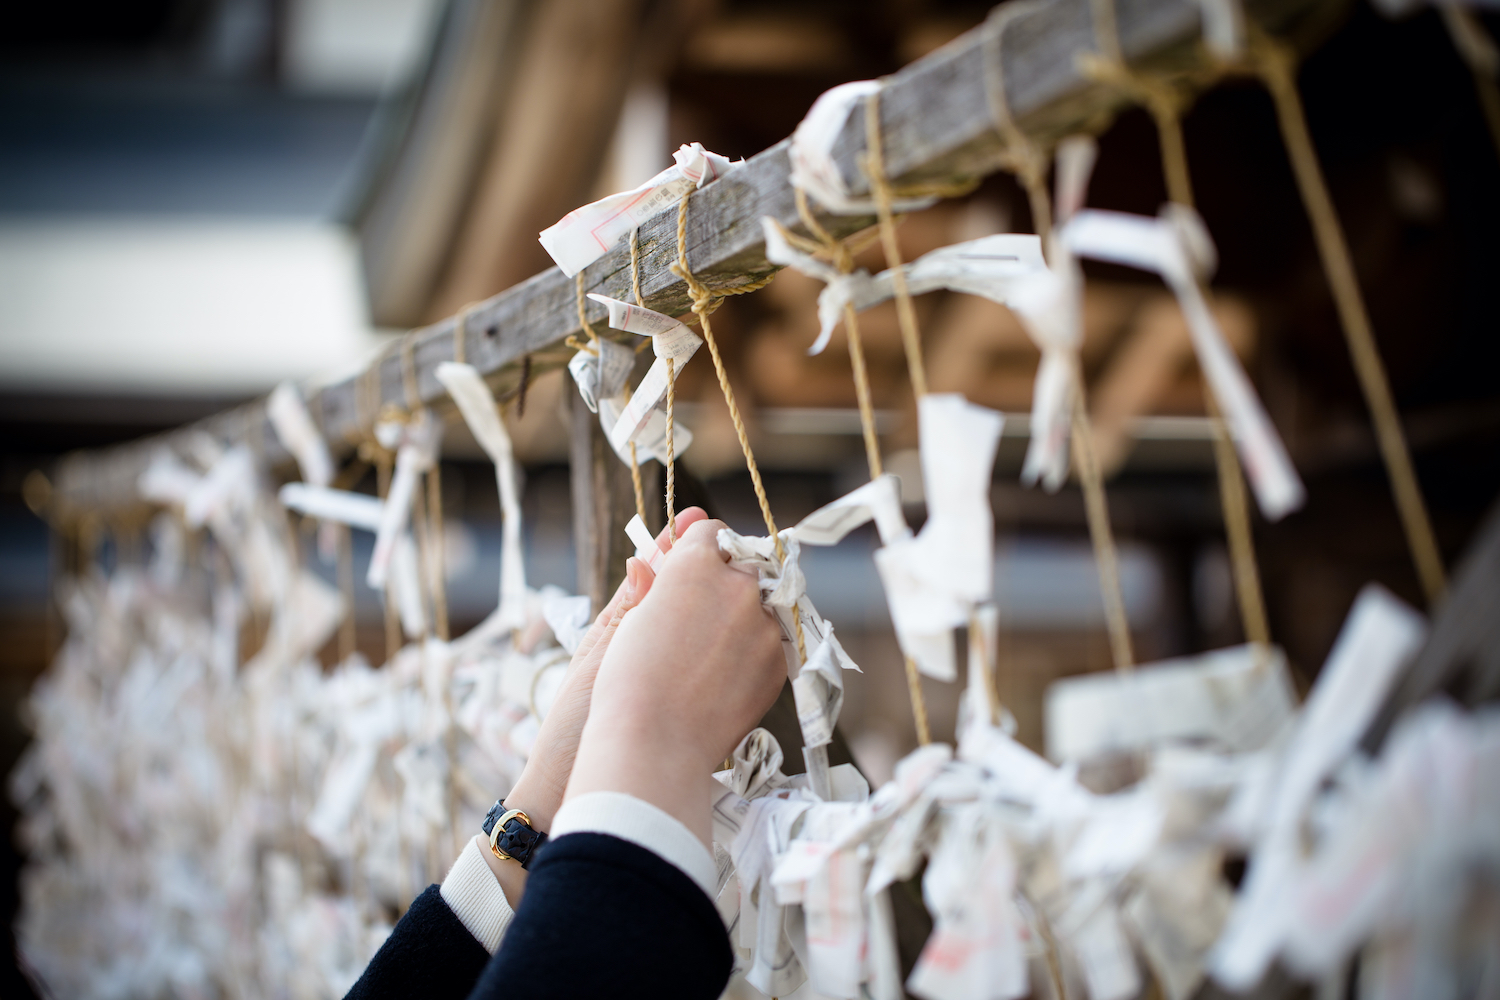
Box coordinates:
[358,346,403,664]
[577,264,653,529]
[1248,28,1446,605]
[402,334,450,643]
[861,89,953,742]
[1080,0,1272,649]
[1440,3,1500,163]
[775,187,940,743]
[629,228,661,536]
[983,1,1058,243]
[983,10,1136,676]
[667,190,803,663]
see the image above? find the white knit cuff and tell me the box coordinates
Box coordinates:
[439,835,515,954]
[552,791,717,899]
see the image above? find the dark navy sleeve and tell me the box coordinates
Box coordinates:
[344,884,491,1000]
[468,833,733,1000]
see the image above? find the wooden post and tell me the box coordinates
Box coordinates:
[568,372,637,614]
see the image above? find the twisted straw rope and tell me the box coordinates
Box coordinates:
[983,2,1057,244]
[982,21,1136,673]
[862,88,934,743]
[1251,28,1445,605]
[669,189,804,664]
[1084,0,1271,649]
[400,335,449,642]
[629,227,671,540]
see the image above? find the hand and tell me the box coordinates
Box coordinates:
[483,509,709,895]
[564,517,787,848]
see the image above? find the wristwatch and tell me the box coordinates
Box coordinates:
[482,799,549,869]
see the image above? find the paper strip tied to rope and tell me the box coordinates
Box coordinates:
[773,197,1305,521]
[765,218,1078,492]
[876,394,1005,681]
[588,293,703,461]
[1059,205,1306,520]
[366,410,442,592]
[791,80,943,216]
[435,362,528,632]
[539,142,739,277]
[714,527,860,763]
[566,336,634,415]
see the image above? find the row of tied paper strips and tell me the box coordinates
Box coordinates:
[547,80,1497,1000]
[11,364,600,1000]
[12,77,1494,1000]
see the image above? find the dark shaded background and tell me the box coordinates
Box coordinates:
[3,0,1498,995]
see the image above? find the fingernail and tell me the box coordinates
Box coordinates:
[623,559,640,601]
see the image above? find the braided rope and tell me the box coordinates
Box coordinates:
[861,90,937,742]
[1071,388,1135,673]
[1252,27,1445,605]
[1084,0,1270,649]
[792,190,884,479]
[670,189,805,663]
[863,90,928,400]
[984,2,1056,244]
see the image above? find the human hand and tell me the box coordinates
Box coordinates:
[564,517,787,847]
[502,506,710,832]
[481,508,709,896]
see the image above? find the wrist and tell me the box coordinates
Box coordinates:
[566,716,716,850]
[473,833,529,909]
[503,769,562,833]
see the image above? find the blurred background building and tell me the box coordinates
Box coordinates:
[2,0,1497,995]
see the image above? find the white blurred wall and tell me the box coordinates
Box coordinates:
[0,219,386,395]
[282,0,447,94]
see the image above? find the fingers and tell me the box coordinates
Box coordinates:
[574,562,642,662]
[669,517,731,561]
[657,507,707,552]
[570,511,721,662]
[618,558,651,613]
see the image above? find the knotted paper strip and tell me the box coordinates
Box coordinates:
[539,142,738,277]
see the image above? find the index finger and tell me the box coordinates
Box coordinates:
[657,507,707,553]
[670,516,732,561]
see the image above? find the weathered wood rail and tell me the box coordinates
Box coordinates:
[51,0,1328,517]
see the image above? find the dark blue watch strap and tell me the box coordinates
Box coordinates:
[481,799,549,870]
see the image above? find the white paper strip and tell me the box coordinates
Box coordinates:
[874,394,1005,679]
[624,514,664,571]
[603,393,693,465]
[539,142,738,277]
[586,293,701,360]
[267,382,333,489]
[367,410,441,591]
[278,483,384,532]
[1060,207,1306,520]
[566,338,635,415]
[790,474,908,548]
[607,347,700,457]
[1211,585,1428,991]
[1045,643,1297,762]
[435,363,528,630]
[789,80,938,216]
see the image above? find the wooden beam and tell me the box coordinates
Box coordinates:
[49,0,1329,517]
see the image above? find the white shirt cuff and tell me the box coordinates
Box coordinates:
[551,791,717,899]
[439,835,515,954]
